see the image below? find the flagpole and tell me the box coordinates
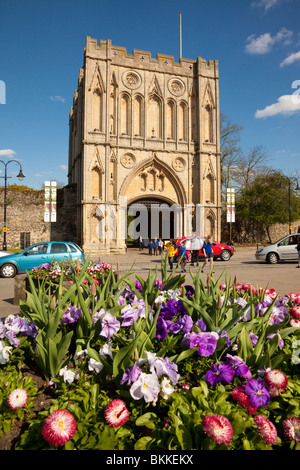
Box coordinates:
[179,11,182,59]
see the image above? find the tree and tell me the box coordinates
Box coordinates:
[236,171,300,243]
[220,113,243,193]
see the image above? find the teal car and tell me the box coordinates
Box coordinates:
[0,242,85,278]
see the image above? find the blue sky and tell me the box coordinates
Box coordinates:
[0,0,300,189]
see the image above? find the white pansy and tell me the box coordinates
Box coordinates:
[88,357,103,374]
[59,366,76,383]
[0,340,12,364]
[160,377,175,400]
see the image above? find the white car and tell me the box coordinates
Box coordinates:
[255,233,300,264]
[0,251,13,257]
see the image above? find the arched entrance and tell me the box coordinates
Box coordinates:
[127,197,181,246]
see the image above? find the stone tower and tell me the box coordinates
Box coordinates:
[68,37,221,254]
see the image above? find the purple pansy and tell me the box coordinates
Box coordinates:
[206,363,235,386]
[225,354,252,378]
[62,306,82,325]
[183,331,217,357]
[244,379,270,407]
[120,363,142,385]
[99,312,120,338]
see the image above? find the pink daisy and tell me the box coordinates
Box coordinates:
[264,369,288,393]
[254,415,277,445]
[42,409,77,446]
[202,414,233,446]
[290,306,300,320]
[104,399,129,427]
[7,388,28,409]
[290,318,300,328]
[283,417,300,443]
[232,385,257,415]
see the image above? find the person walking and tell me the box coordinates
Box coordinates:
[296,238,300,268]
[176,241,187,272]
[168,239,177,271]
[201,235,214,273]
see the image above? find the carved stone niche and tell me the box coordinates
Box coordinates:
[139,164,165,192]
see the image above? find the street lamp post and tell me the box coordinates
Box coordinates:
[280,175,300,235]
[0,160,25,251]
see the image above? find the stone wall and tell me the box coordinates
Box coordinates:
[0,184,78,250]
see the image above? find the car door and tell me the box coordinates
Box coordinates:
[49,242,71,263]
[277,235,297,260]
[18,243,50,271]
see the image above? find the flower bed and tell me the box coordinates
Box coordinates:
[1,256,300,450]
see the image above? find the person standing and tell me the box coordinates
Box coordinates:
[296,238,300,268]
[158,238,164,255]
[153,237,159,255]
[138,236,143,251]
[149,240,153,255]
[201,235,214,273]
[168,239,177,271]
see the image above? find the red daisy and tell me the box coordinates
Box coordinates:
[202,414,233,446]
[283,417,300,443]
[7,388,28,410]
[232,385,257,415]
[42,409,77,446]
[104,399,129,427]
[264,369,288,393]
[254,415,277,445]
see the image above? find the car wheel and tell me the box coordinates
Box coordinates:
[0,263,17,278]
[220,249,231,261]
[266,252,278,264]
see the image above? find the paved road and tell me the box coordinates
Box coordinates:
[1,247,300,319]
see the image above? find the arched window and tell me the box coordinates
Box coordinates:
[92,89,103,131]
[178,101,187,141]
[148,94,162,139]
[166,100,175,140]
[120,94,130,135]
[133,95,143,136]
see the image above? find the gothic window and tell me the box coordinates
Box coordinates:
[110,79,117,134]
[92,89,103,131]
[133,95,143,136]
[189,90,197,142]
[166,100,175,140]
[148,94,162,139]
[178,101,187,141]
[120,93,130,135]
[204,104,213,142]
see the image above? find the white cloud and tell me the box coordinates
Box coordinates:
[0,149,16,158]
[255,94,300,118]
[50,95,65,103]
[252,0,280,12]
[245,27,293,55]
[60,164,67,171]
[280,50,300,67]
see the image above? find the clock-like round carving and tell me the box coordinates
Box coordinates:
[122,71,142,89]
[121,153,136,168]
[172,157,186,172]
[168,78,185,96]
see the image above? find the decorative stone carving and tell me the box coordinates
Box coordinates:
[168,78,185,96]
[122,71,142,89]
[172,157,186,172]
[121,153,136,168]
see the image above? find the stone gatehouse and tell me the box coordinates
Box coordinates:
[68,37,222,254]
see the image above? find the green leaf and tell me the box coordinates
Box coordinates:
[135,412,158,430]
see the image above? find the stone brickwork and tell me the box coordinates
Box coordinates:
[0,185,78,250]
